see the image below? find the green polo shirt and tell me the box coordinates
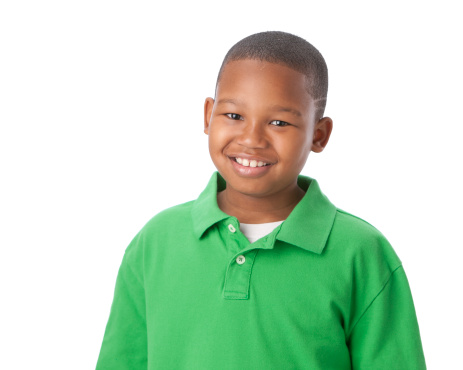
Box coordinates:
[96,172,426,370]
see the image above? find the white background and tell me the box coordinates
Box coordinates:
[1,0,462,368]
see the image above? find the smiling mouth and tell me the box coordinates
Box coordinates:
[234,157,272,168]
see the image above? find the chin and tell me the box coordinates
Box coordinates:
[228,182,275,198]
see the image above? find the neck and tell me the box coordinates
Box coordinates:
[217,182,305,224]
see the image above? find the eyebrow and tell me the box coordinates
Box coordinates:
[216,99,302,117]
[217,98,244,106]
[268,104,302,117]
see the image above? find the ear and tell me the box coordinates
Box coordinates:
[311,117,333,153]
[204,97,215,135]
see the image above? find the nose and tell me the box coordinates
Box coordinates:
[236,121,268,149]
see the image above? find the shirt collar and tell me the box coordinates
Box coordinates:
[191,172,337,255]
[191,172,229,238]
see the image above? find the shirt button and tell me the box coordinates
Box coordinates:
[228,224,236,233]
[236,255,246,265]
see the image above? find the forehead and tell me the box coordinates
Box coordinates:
[216,59,313,113]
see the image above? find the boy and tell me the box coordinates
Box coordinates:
[96,31,426,369]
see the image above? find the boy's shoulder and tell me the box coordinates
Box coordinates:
[138,199,197,237]
[148,200,195,224]
[334,208,386,240]
[122,199,197,262]
[330,207,401,269]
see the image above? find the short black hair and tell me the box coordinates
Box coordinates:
[217,31,328,118]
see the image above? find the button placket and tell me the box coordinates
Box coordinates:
[223,250,259,300]
[221,219,246,255]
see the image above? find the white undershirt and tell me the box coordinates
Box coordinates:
[239,220,284,243]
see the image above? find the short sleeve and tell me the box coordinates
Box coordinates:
[96,239,147,369]
[347,266,426,369]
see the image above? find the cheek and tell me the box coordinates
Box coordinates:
[275,133,312,163]
[209,122,232,150]
[208,122,231,153]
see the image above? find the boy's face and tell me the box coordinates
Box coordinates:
[204,59,331,201]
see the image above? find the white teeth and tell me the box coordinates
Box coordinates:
[235,157,268,167]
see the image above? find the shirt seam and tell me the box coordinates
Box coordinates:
[346,264,403,339]
[336,208,380,231]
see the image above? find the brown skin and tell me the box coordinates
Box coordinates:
[204,59,332,224]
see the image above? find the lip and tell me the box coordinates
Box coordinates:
[228,156,274,178]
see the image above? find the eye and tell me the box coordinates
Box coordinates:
[269,120,290,127]
[226,113,242,120]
